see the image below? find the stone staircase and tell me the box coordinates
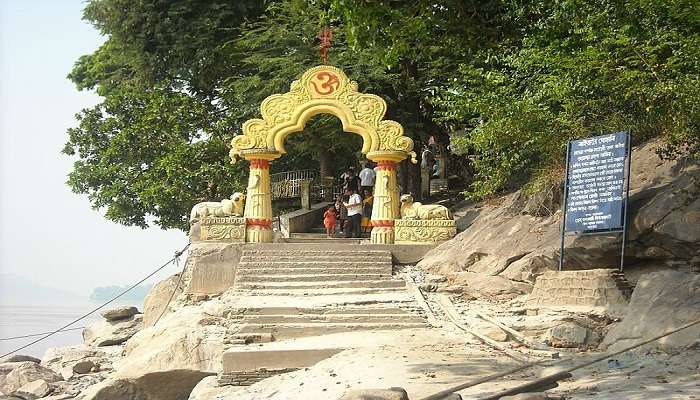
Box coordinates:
[234,248,403,294]
[220,245,430,385]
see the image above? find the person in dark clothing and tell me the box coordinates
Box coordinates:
[341,168,361,194]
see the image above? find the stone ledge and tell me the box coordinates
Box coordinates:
[394,219,456,244]
[218,368,298,386]
[199,217,246,242]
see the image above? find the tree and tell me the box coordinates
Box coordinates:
[65,0,441,230]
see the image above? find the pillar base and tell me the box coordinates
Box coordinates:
[370,227,395,244]
[246,218,273,243]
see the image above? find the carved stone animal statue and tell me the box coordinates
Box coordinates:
[399,194,451,220]
[190,192,245,223]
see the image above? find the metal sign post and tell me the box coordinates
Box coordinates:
[559,131,632,271]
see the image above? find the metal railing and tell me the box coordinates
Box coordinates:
[271,169,318,199]
[271,169,347,201]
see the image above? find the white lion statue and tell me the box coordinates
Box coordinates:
[190,192,245,223]
[399,194,451,220]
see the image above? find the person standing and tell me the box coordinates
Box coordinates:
[341,167,361,194]
[359,163,376,194]
[343,188,362,238]
[335,195,347,235]
[323,205,337,238]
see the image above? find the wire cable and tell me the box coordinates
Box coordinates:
[0,243,190,358]
[0,326,86,341]
[152,248,189,327]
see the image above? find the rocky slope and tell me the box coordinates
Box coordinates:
[418,139,699,297]
[2,139,697,400]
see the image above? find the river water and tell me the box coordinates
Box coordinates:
[0,301,141,359]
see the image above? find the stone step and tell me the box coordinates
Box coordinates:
[233,287,408,296]
[241,250,392,257]
[235,314,425,324]
[237,261,392,269]
[236,267,392,275]
[239,255,392,263]
[281,238,365,244]
[225,332,274,344]
[222,348,343,374]
[236,273,392,283]
[236,322,428,338]
[236,279,406,290]
[231,306,417,316]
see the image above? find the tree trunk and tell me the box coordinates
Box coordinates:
[317,148,332,178]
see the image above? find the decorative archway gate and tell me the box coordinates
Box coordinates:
[230,65,416,244]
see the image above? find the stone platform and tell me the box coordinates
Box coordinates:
[525,269,632,316]
[216,245,431,386]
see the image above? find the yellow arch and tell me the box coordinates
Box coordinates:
[230,65,415,162]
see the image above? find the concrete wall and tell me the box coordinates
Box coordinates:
[279,202,330,237]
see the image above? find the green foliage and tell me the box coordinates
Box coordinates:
[435,0,700,198]
[66,0,437,230]
[66,0,700,228]
[329,0,700,199]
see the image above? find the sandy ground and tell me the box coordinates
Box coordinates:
[217,325,698,399]
[210,287,700,400]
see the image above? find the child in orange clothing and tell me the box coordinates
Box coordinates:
[323,205,337,238]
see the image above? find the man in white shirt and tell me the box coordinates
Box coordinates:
[359,163,376,193]
[343,188,363,238]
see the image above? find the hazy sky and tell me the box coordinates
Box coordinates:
[0,0,187,298]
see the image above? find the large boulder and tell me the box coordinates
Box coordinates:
[601,270,700,353]
[104,303,223,400]
[83,315,143,347]
[14,379,50,399]
[417,140,699,295]
[75,378,149,400]
[1,362,61,396]
[0,362,24,394]
[100,307,139,322]
[142,274,183,328]
[0,357,40,365]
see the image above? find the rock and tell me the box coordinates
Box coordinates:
[14,379,50,399]
[601,270,700,352]
[75,378,148,400]
[544,322,589,348]
[41,346,115,380]
[1,362,61,396]
[449,272,531,301]
[187,376,240,400]
[481,326,509,342]
[110,305,222,400]
[0,357,39,365]
[99,307,139,322]
[83,315,143,347]
[338,387,409,400]
[142,274,183,328]
[39,395,74,400]
[71,361,96,375]
[0,363,24,391]
[417,140,699,297]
